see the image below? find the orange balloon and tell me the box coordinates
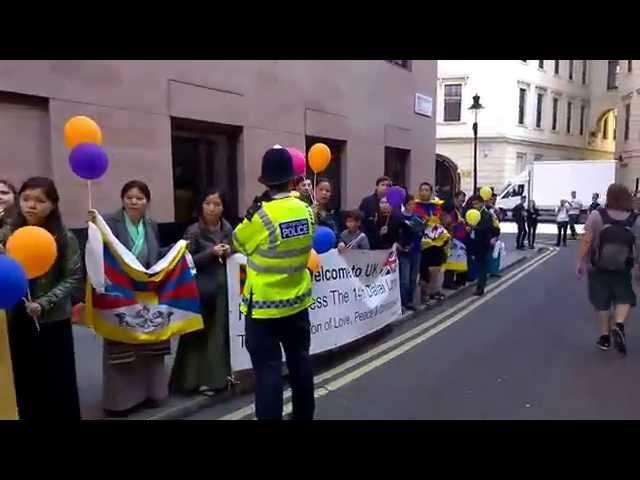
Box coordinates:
[64,115,103,149]
[6,226,58,279]
[307,249,321,273]
[308,143,331,174]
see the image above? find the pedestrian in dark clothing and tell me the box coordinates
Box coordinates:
[512,197,527,250]
[359,176,391,246]
[373,196,402,249]
[588,193,601,214]
[526,200,540,249]
[468,195,499,296]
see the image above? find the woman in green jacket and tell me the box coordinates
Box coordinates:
[0,177,83,420]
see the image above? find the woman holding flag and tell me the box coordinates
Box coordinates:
[0,177,83,419]
[101,180,170,417]
[415,182,450,305]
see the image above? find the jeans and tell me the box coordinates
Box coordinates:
[557,221,568,246]
[399,251,421,307]
[569,214,579,238]
[470,249,490,292]
[527,220,538,247]
[245,308,315,421]
[516,220,527,249]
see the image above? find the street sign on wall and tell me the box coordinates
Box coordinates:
[414,93,433,118]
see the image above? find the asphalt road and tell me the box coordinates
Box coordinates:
[191,234,640,420]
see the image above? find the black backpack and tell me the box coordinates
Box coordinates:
[592,208,638,271]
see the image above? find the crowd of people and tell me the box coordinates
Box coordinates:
[0,163,504,419]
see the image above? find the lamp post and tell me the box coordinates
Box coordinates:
[469,94,484,194]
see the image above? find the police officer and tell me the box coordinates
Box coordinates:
[233,146,316,420]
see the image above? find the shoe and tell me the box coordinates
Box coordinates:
[473,289,485,296]
[402,304,417,312]
[612,326,627,356]
[430,292,446,302]
[596,335,611,351]
[528,245,535,249]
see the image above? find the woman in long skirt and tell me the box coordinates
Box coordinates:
[170,189,233,395]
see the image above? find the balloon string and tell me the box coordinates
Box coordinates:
[23,288,40,334]
[88,180,93,211]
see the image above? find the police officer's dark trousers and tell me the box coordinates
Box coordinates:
[246,308,315,420]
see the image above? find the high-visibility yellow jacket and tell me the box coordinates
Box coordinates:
[233,193,315,319]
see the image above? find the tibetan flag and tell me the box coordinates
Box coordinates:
[0,310,18,420]
[444,238,468,272]
[84,211,204,344]
[415,199,444,225]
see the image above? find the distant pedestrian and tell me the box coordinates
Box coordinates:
[569,190,584,240]
[526,200,540,249]
[588,193,601,214]
[577,183,640,355]
[359,176,391,245]
[556,199,570,247]
[338,210,369,252]
[513,196,527,250]
[398,195,425,311]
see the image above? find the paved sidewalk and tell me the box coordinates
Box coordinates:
[74,238,532,420]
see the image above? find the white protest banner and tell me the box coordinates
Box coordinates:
[226,248,402,372]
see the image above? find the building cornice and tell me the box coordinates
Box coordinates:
[437,135,614,154]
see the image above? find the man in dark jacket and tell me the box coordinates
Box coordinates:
[512,196,527,250]
[468,195,500,296]
[359,176,392,245]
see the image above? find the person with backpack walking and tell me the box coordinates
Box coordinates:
[577,184,640,355]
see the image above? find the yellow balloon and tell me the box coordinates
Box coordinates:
[6,226,58,279]
[480,186,493,201]
[307,249,321,273]
[308,143,331,174]
[465,209,481,227]
[64,115,103,149]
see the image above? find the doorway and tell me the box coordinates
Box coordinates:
[384,146,410,189]
[305,136,346,211]
[171,118,241,227]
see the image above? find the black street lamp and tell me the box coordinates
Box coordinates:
[469,94,484,195]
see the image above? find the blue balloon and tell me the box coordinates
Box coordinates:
[69,143,109,180]
[313,226,337,254]
[0,254,28,309]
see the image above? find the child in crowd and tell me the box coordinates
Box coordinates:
[373,196,402,249]
[338,210,370,252]
[398,195,424,311]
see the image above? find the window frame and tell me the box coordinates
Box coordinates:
[607,60,619,90]
[535,92,544,128]
[569,60,574,81]
[538,60,545,70]
[580,104,586,136]
[387,60,412,71]
[624,103,631,142]
[566,101,573,134]
[552,97,559,131]
[443,82,463,123]
[554,60,560,76]
[582,60,588,85]
[518,87,527,126]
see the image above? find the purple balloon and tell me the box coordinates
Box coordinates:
[69,143,109,180]
[387,186,406,208]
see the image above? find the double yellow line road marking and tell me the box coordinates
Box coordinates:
[220,248,559,420]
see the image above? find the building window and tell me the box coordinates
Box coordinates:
[580,105,586,136]
[554,60,560,75]
[607,60,619,90]
[516,153,528,174]
[387,60,412,70]
[535,93,544,128]
[625,103,631,142]
[629,60,633,73]
[384,147,410,188]
[569,60,575,80]
[518,88,527,125]
[582,60,588,84]
[444,83,462,122]
[552,98,559,131]
[603,115,609,140]
[538,60,544,70]
[566,101,572,134]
